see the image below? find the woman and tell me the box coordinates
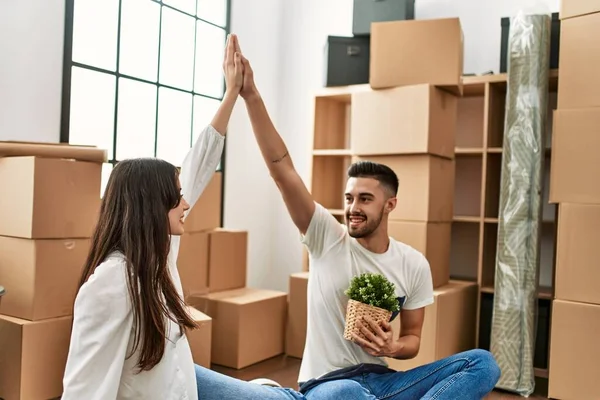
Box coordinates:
[61,34,242,400]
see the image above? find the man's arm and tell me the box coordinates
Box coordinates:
[390,307,425,359]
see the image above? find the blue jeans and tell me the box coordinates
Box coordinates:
[195,349,501,399]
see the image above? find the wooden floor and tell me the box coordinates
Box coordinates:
[212,355,550,399]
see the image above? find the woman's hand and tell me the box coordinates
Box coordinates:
[223,34,243,95]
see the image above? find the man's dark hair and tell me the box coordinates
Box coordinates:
[347,161,399,197]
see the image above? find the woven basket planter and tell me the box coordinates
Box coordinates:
[343,299,392,341]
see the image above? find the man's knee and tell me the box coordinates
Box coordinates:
[465,349,501,385]
[306,379,373,400]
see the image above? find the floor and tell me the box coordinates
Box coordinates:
[212,355,550,399]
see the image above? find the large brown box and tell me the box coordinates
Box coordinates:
[0,236,90,321]
[177,231,209,299]
[560,0,600,19]
[186,306,212,369]
[557,12,600,109]
[548,299,600,400]
[549,108,600,204]
[384,280,477,371]
[0,314,72,400]
[351,84,457,159]
[370,18,463,95]
[184,171,222,233]
[388,221,450,289]
[0,156,101,239]
[285,272,309,359]
[353,155,455,222]
[189,288,287,369]
[554,203,600,304]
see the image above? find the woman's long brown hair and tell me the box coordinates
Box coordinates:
[78,158,197,372]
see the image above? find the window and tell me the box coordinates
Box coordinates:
[60,0,229,197]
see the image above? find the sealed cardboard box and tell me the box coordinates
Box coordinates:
[189,288,287,369]
[388,221,450,289]
[186,306,212,368]
[0,236,90,321]
[557,13,600,109]
[286,272,309,359]
[351,84,457,159]
[0,314,72,400]
[0,156,101,239]
[548,299,600,400]
[177,231,209,299]
[549,108,600,204]
[184,171,222,233]
[370,18,463,95]
[207,229,247,292]
[353,155,455,222]
[384,280,477,371]
[560,0,600,19]
[554,203,600,304]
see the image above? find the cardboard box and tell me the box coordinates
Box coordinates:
[0,314,72,400]
[189,288,287,369]
[0,156,101,239]
[549,108,600,204]
[557,13,600,109]
[186,306,212,368]
[388,221,450,289]
[370,18,463,95]
[548,299,600,400]
[560,0,600,19]
[353,155,455,222]
[384,280,477,371]
[0,236,90,321]
[285,272,309,359]
[184,171,222,233]
[177,231,209,299]
[351,84,457,159]
[554,203,600,304]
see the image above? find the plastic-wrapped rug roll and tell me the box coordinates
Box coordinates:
[489,11,551,397]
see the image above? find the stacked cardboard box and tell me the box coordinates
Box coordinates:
[0,143,105,400]
[547,2,600,398]
[179,173,288,370]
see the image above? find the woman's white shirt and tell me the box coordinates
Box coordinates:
[61,124,225,400]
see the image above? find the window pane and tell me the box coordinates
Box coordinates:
[194,22,226,98]
[192,95,220,143]
[156,87,193,167]
[69,67,116,159]
[72,0,119,70]
[119,0,160,81]
[197,0,227,27]
[164,0,196,15]
[116,78,157,160]
[100,163,114,198]
[159,7,195,90]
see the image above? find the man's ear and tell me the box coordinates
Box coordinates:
[385,197,397,214]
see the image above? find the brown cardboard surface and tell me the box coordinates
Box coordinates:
[370,18,463,95]
[184,171,222,233]
[207,229,247,292]
[548,299,600,400]
[385,280,477,371]
[388,221,450,289]
[0,236,90,321]
[189,287,287,369]
[0,141,107,163]
[186,306,212,368]
[555,203,600,304]
[549,108,600,204]
[557,13,600,109]
[0,156,101,239]
[353,155,455,222]
[177,231,210,299]
[285,272,309,359]
[560,0,600,19]
[351,84,457,159]
[0,314,72,400]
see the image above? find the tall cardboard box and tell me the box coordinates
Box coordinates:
[177,231,210,299]
[189,288,287,369]
[0,156,101,239]
[186,306,212,368]
[0,236,90,321]
[286,272,309,359]
[0,314,72,400]
[560,0,600,19]
[351,84,457,159]
[353,155,455,222]
[184,171,222,233]
[370,18,464,95]
[384,280,477,371]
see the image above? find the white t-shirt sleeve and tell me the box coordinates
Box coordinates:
[300,202,346,259]
[403,256,435,310]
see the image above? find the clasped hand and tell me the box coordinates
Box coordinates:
[351,316,398,358]
[222,33,256,99]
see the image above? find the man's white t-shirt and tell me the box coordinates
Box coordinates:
[298,202,435,383]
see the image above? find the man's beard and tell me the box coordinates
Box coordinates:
[346,207,384,238]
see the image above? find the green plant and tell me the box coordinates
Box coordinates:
[344,273,399,313]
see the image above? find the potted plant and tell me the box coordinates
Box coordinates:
[343,272,399,341]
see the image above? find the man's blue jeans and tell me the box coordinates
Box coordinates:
[195,349,501,399]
